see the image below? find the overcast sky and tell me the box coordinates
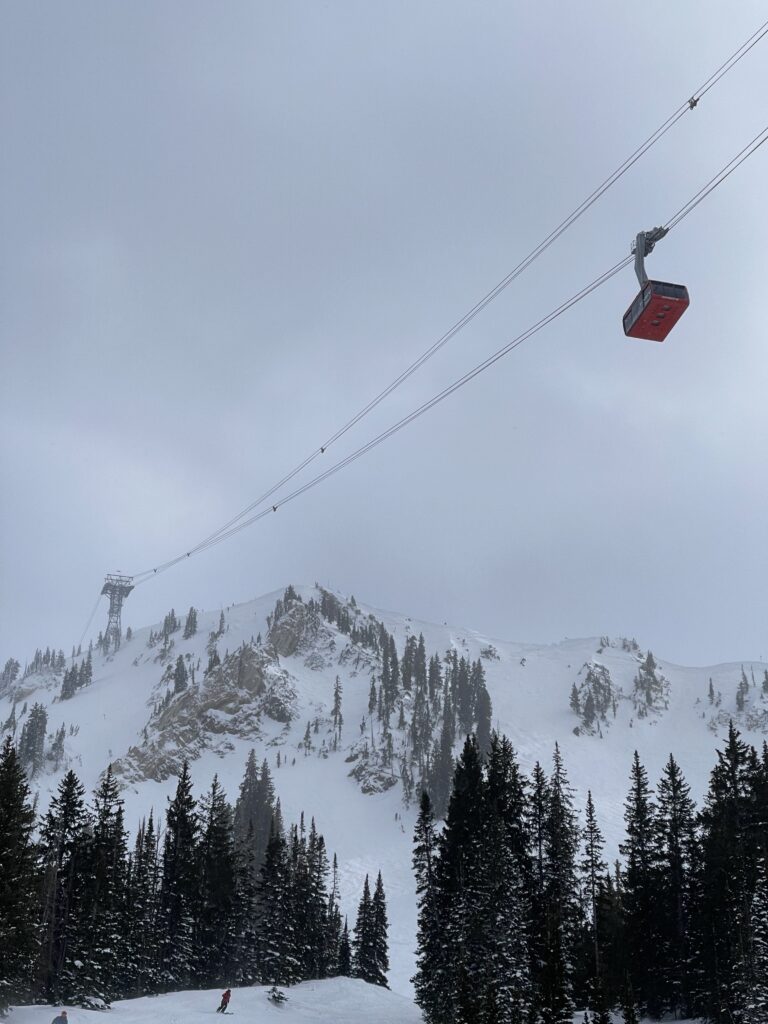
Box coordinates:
[2,1,767,669]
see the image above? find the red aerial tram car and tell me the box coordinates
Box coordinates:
[622,228,689,342]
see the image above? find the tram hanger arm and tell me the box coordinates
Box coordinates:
[632,226,669,286]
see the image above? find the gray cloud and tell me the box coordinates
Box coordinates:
[2,1,767,667]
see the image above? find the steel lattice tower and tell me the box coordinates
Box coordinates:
[101,574,134,650]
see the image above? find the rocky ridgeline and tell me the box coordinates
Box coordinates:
[113,641,298,785]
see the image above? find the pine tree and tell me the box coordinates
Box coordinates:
[595,865,626,1007]
[580,791,607,989]
[332,676,343,739]
[619,976,640,1024]
[0,738,39,1012]
[527,759,550,1012]
[257,825,300,985]
[18,702,47,776]
[326,853,343,976]
[78,767,129,1001]
[692,722,760,1021]
[482,735,533,1023]
[159,761,199,990]
[475,681,493,759]
[538,744,580,1024]
[654,754,696,1018]
[370,872,389,987]
[38,770,92,1002]
[233,751,275,872]
[456,657,473,735]
[619,751,662,1016]
[173,655,188,694]
[183,607,198,639]
[744,860,768,1023]
[352,875,376,983]
[195,775,235,984]
[337,918,352,976]
[412,791,443,1021]
[569,683,581,715]
[437,735,487,1020]
[230,821,258,984]
[428,711,455,818]
[123,811,161,996]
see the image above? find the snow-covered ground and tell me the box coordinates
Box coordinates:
[3,584,766,995]
[6,981,702,1024]
[7,980,423,1024]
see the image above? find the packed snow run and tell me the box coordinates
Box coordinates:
[9,981,423,1024]
[6,981,700,1023]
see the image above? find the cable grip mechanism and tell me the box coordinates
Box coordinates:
[631,226,669,286]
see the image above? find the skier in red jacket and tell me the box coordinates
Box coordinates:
[216,990,231,1013]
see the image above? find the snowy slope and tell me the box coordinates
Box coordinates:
[2,584,767,995]
[8,980,423,1024]
[6,980,699,1024]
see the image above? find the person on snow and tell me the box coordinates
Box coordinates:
[216,990,231,1013]
[51,1012,68,1024]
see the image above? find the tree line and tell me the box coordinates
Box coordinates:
[0,743,388,1014]
[413,726,768,1024]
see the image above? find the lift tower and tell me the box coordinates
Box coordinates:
[101,574,134,651]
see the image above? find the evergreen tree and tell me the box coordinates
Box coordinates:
[456,657,473,735]
[475,681,493,760]
[482,735,533,1023]
[527,759,550,1011]
[183,607,198,639]
[173,655,188,694]
[619,751,662,1016]
[229,821,258,985]
[337,918,352,976]
[18,702,47,777]
[332,676,343,739]
[570,683,581,715]
[352,874,376,983]
[580,791,607,991]
[692,723,761,1021]
[78,767,129,1001]
[744,860,768,1023]
[436,735,487,1020]
[0,738,39,1013]
[594,865,627,1007]
[123,812,161,996]
[326,853,343,976]
[619,976,640,1024]
[370,872,389,988]
[233,751,275,871]
[195,776,235,984]
[654,754,696,1018]
[159,761,199,990]
[412,791,443,1021]
[538,744,581,1024]
[257,825,300,985]
[428,711,455,818]
[38,770,92,1002]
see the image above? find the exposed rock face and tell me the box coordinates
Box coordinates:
[112,642,298,785]
[347,747,399,795]
[268,597,322,657]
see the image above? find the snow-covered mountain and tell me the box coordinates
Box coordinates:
[2,584,767,995]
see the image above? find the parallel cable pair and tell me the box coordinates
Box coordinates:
[130,118,767,580]
[129,18,768,585]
